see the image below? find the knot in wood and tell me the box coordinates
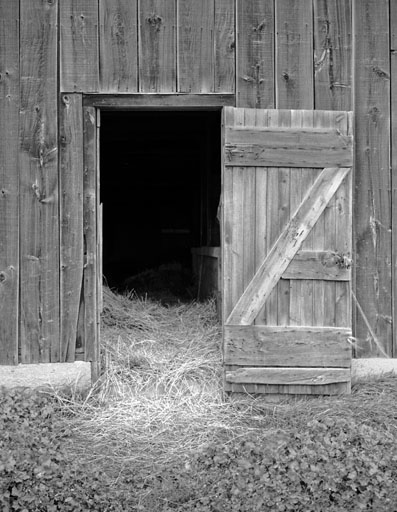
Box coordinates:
[0,272,6,283]
[147,13,163,31]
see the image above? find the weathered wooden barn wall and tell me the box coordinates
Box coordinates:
[0,0,396,364]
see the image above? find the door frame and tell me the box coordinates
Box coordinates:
[81,94,235,382]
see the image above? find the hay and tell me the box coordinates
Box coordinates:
[53,287,397,483]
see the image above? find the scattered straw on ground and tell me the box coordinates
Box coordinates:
[52,287,397,482]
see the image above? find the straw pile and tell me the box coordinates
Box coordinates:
[54,286,397,486]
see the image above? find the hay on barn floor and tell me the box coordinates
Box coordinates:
[53,286,397,483]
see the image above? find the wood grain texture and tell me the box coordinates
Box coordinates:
[224,127,353,167]
[60,0,99,92]
[282,251,351,280]
[0,0,19,364]
[19,0,59,363]
[59,94,84,362]
[214,0,235,92]
[313,0,352,110]
[236,0,274,108]
[178,0,214,92]
[276,0,313,109]
[99,0,138,92]
[225,367,351,385]
[83,107,98,362]
[139,0,176,92]
[83,93,235,108]
[228,167,351,325]
[224,326,352,367]
[354,0,391,357]
[393,1,397,356]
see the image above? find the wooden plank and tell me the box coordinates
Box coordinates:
[19,0,59,363]
[354,0,391,357]
[0,0,19,364]
[214,0,235,93]
[224,128,353,168]
[393,1,397,356]
[282,251,351,280]
[224,379,351,395]
[224,326,352,367]
[99,0,138,93]
[228,167,351,325]
[236,0,274,108]
[60,0,99,92]
[275,0,313,109]
[83,107,98,361]
[226,367,351,385]
[59,94,84,362]
[313,0,352,110]
[83,93,235,108]
[178,0,214,92]
[139,0,176,92]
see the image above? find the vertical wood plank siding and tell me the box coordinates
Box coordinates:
[275,0,314,109]
[392,1,397,356]
[139,0,176,92]
[99,0,138,92]
[59,94,84,362]
[1,1,396,364]
[178,0,215,92]
[354,0,392,357]
[236,0,274,108]
[0,1,19,364]
[60,0,99,92]
[19,0,59,363]
[83,107,98,361]
[313,0,352,110]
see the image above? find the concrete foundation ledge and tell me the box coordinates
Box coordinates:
[351,358,397,382]
[0,361,91,391]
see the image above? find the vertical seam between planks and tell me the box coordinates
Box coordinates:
[17,0,21,362]
[389,0,394,356]
[57,0,62,359]
[273,0,278,108]
[351,0,357,354]
[137,0,141,92]
[233,0,238,102]
[312,0,315,110]
[176,0,179,92]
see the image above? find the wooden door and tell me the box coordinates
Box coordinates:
[222,108,353,395]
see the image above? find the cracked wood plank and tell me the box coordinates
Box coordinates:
[276,0,313,109]
[20,0,59,363]
[139,0,176,92]
[0,0,19,364]
[225,367,351,386]
[354,0,391,357]
[236,0,274,108]
[60,0,99,92]
[224,326,352,366]
[99,0,138,92]
[59,94,84,362]
[313,0,352,110]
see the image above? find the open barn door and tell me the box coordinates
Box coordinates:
[222,108,353,395]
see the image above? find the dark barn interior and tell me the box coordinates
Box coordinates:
[100,110,221,295]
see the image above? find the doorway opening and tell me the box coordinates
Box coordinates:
[100,110,221,302]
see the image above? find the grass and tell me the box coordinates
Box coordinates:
[2,286,397,510]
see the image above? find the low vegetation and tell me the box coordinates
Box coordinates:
[1,287,397,511]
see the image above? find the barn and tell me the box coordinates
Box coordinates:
[0,0,396,395]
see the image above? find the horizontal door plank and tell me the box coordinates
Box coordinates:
[226,126,352,146]
[224,325,352,366]
[225,367,351,385]
[227,166,351,325]
[225,127,352,167]
[282,250,351,280]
